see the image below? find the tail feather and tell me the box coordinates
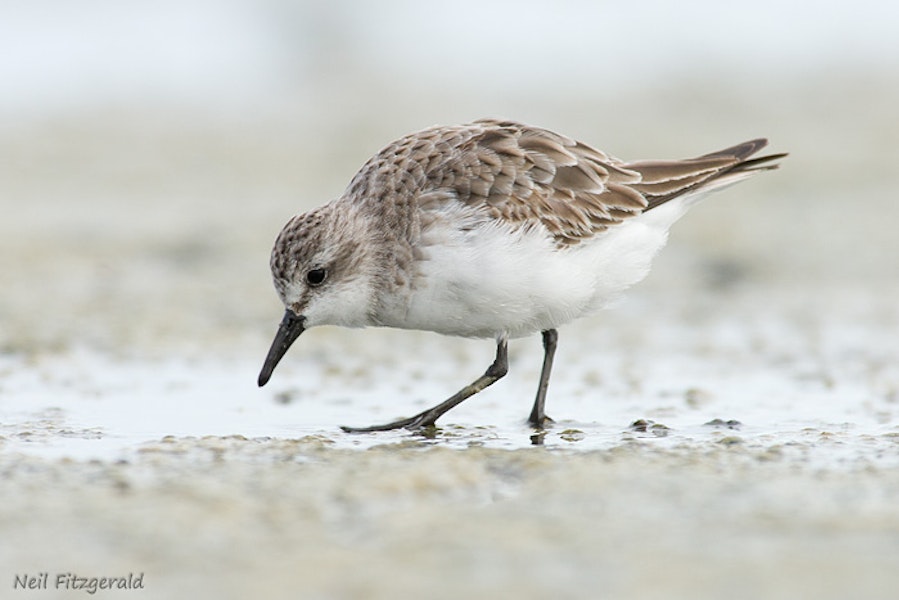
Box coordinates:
[624,139,786,210]
[698,138,770,161]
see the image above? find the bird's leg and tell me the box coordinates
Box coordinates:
[528,329,558,428]
[341,338,509,433]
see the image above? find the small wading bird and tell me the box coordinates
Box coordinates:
[257,119,785,432]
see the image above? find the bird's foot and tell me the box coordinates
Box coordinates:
[340,409,439,433]
[527,414,555,430]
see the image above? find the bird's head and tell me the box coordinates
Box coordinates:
[257,206,375,386]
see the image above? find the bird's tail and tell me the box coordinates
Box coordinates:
[623,139,787,210]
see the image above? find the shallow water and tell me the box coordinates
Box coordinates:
[4,284,899,467]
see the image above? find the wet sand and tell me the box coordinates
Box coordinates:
[4,439,899,600]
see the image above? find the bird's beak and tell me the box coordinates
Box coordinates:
[258,310,306,386]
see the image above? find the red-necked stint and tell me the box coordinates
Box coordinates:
[257,119,786,432]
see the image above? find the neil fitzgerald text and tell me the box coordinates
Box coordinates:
[14,573,144,593]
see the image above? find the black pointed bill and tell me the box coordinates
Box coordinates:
[258,310,306,387]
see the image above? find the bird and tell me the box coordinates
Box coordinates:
[257,119,785,432]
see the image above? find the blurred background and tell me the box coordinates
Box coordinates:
[2,0,897,358]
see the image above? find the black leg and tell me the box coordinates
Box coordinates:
[528,329,558,428]
[341,338,509,433]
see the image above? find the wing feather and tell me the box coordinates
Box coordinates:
[350,120,784,247]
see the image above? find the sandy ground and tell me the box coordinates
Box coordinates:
[2,66,899,598]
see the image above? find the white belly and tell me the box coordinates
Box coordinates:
[378,199,690,339]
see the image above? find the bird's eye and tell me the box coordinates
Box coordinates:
[306,268,327,286]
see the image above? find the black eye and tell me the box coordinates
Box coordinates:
[306,268,327,286]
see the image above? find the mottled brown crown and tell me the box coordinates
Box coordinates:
[269,212,324,300]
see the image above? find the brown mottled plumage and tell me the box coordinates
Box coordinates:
[343,119,782,246]
[259,119,786,432]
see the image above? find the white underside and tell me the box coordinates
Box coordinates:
[379,196,697,339]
